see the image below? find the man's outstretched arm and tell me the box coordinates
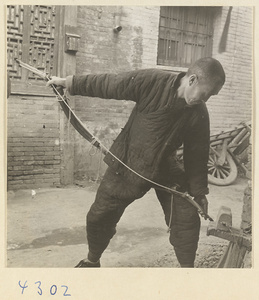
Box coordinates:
[47,69,161,103]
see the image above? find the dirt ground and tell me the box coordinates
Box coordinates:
[6,177,251,268]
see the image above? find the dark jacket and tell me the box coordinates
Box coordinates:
[67,69,210,197]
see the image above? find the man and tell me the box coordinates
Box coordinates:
[47,57,225,268]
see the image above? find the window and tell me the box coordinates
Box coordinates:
[157,6,215,68]
[7,5,60,94]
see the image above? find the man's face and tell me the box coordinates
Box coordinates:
[184,75,223,106]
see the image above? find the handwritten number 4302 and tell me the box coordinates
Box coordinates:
[18,281,71,296]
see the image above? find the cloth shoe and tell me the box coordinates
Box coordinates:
[75,258,101,268]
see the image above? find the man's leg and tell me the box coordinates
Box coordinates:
[155,189,200,268]
[77,167,149,267]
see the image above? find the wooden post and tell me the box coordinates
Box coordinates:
[217,242,248,268]
[207,205,252,268]
[57,6,78,185]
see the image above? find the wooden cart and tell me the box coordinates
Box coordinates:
[177,121,251,186]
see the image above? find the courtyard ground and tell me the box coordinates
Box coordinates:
[6,177,251,268]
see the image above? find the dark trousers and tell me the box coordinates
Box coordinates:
[86,167,200,267]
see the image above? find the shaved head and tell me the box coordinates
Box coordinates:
[187,57,226,87]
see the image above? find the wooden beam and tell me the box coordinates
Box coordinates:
[207,222,252,251]
[58,6,78,185]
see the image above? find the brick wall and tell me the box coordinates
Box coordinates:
[7,95,61,190]
[208,6,253,133]
[76,6,159,74]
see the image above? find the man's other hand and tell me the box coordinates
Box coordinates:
[194,195,208,219]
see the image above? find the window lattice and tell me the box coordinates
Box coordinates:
[7,5,57,84]
[7,5,24,79]
[158,6,215,68]
[28,6,56,80]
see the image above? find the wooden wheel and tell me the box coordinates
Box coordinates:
[207,151,238,186]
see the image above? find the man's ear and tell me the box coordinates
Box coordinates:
[189,74,198,86]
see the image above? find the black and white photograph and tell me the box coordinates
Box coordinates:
[1,2,258,299]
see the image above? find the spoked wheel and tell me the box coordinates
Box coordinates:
[207,151,238,186]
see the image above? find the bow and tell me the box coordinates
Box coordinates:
[15,59,213,222]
